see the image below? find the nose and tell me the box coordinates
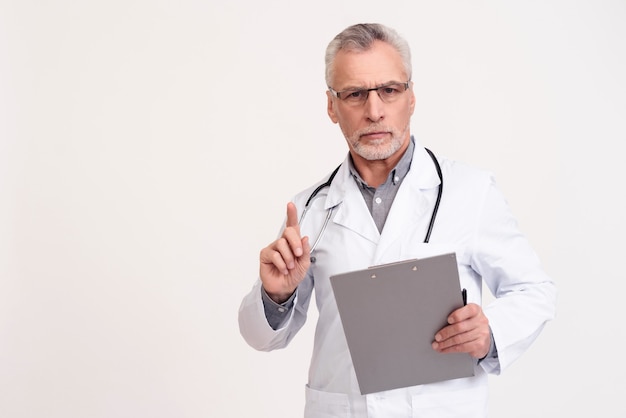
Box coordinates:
[364,90,385,123]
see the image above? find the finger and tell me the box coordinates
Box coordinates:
[433,332,489,358]
[286,202,299,228]
[447,303,480,324]
[433,333,477,353]
[433,322,482,349]
[260,247,289,276]
[434,328,471,348]
[274,237,298,271]
[433,315,490,356]
[283,226,304,258]
[435,311,484,343]
[301,235,311,256]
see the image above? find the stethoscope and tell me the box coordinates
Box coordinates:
[299,148,443,260]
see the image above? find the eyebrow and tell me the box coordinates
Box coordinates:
[338,80,404,91]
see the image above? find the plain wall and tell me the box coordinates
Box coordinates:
[1,0,625,417]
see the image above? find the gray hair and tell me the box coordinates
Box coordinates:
[324,23,412,87]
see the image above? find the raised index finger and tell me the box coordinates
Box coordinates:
[286,202,299,227]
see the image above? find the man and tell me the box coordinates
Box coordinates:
[239,23,556,417]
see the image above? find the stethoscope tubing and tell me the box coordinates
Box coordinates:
[299,148,442,256]
[423,147,443,244]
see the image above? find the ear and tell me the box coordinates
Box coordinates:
[408,82,416,116]
[327,90,339,124]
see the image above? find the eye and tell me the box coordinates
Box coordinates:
[381,85,401,95]
[345,90,365,100]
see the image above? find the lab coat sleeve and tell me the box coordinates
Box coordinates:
[470,175,557,374]
[238,274,314,352]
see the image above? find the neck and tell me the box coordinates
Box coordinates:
[352,158,396,188]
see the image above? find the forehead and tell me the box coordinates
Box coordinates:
[330,40,407,89]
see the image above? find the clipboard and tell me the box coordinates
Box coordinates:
[329,253,475,395]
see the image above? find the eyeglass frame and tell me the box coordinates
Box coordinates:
[327,81,411,104]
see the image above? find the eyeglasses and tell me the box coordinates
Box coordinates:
[328,81,410,105]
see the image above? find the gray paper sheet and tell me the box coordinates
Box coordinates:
[329,253,475,395]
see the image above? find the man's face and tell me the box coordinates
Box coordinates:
[327,40,416,162]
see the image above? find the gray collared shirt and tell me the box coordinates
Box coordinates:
[347,137,415,233]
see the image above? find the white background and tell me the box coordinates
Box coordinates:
[1,0,625,417]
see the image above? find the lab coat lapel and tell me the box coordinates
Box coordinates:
[325,162,380,245]
[323,143,441,253]
[374,182,430,262]
[374,145,441,263]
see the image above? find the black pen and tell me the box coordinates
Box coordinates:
[462,288,467,306]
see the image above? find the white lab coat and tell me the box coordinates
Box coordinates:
[239,141,557,417]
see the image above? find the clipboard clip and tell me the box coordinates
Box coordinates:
[368,259,419,279]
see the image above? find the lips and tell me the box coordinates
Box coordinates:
[361,131,389,140]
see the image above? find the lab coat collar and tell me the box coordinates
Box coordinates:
[323,136,442,246]
[325,136,441,208]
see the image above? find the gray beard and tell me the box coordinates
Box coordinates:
[346,121,410,161]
